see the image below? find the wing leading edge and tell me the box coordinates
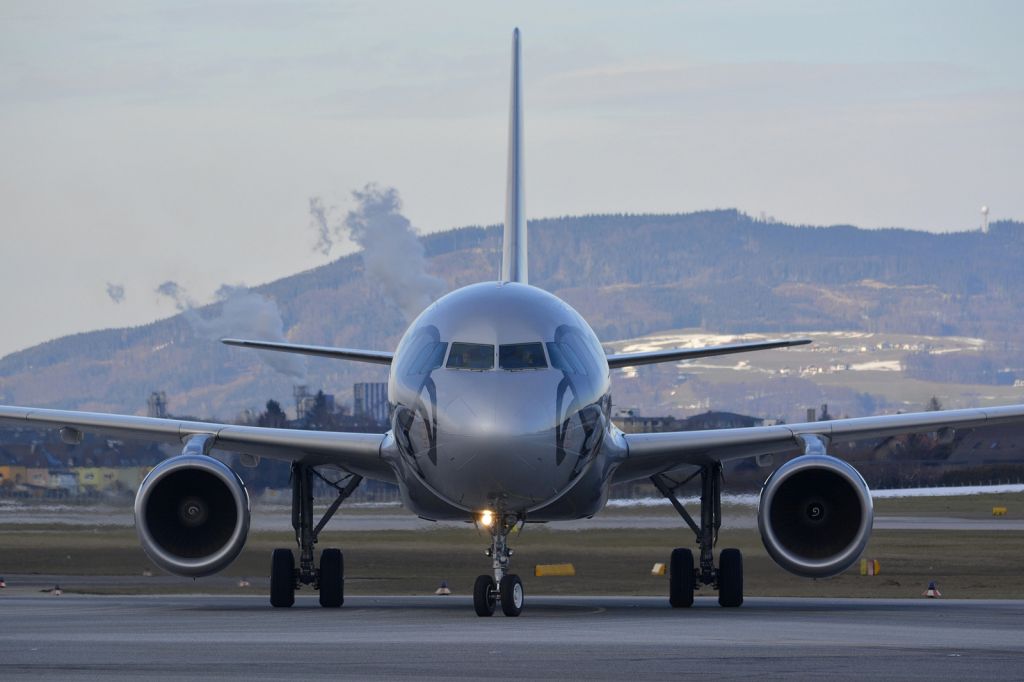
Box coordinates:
[615,403,1024,482]
[221,338,393,365]
[605,338,811,369]
[0,405,393,481]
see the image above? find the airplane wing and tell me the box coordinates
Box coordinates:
[224,337,806,369]
[0,405,393,481]
[221,338,394,365]
[606,338,811,369]
[614,404,1024,482]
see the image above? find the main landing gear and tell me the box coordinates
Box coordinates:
[473,514,525,617]
[652,462,743,608]
[270,462,363,608]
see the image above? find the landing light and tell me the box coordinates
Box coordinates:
[479,510,494,527]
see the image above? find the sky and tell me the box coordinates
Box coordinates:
[1,0,1022,358]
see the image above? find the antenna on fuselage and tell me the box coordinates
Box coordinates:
[501,28,528,284]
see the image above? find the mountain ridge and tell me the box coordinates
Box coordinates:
[2,209,1022,420]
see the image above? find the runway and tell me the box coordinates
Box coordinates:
[4,502,1022,531]
[1,594,1023,680]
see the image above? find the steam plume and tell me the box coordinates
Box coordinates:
[308,197,333,256]
[156,281,306,380]
[194,285,307,381]
[341,183,445,320]
[106,282,125,304]
[155,281,194,311]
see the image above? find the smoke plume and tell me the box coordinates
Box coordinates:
[341,184,445,320]
[193,285,307,381]
[308,197,333,256]
[155,281,194,311]
[156,281,306,380]
[106,282,125,304]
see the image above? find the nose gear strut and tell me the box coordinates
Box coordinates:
[473,513,525,617]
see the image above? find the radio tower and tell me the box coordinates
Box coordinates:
[981,205,990,233]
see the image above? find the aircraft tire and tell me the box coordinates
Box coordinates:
[717,548,743,607]
[473,575,497,617]
[669,548,695,608]
[270,548,295,608]
[499,574,524,617]
[319,548,344,608]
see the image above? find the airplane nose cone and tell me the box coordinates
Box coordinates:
[435,371,559,438]
[426,370,568,509]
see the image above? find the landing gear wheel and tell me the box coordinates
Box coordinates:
[473,575,497,617]
[319,548,344,608]
[669,547,695,608]
[499,574,524,617]
[270,548,295,608]
[717,548,743,607]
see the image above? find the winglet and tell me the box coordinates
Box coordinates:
[501,28,528,284]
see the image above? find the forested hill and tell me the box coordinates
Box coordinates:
[2,210,1023,418]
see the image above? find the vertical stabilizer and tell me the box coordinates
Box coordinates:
[502,28,528,284]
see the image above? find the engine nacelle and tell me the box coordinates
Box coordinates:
[134,455,251,577]
[757,455,873,578]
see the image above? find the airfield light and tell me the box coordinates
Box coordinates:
[480,510,494,527]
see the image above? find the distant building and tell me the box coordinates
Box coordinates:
[948,425,1024,464]
[613,410,686,434]
[147,391,167,419]
[293,385,310,420]
[804,404,831,422]
[685,411,764,430]
[0,448,27,489]
[613,409,764,434]
[354,383,389,425]
[293,385,335,422]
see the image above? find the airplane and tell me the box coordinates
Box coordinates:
[3,29,1024,617]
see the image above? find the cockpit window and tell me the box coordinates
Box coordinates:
[499,342,548,370]
[446,342,495,370]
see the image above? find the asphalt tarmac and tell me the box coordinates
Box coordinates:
[1,594,1022,680]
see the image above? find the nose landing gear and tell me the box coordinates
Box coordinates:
[473,514,524,617]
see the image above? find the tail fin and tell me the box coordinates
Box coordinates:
[501,28,528,284]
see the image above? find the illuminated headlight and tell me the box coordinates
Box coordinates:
[479,510,494,527]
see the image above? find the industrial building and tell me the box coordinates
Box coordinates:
[354,382,389,423]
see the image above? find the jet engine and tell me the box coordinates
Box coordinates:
[134,455,251,577]
[757,455,873,578]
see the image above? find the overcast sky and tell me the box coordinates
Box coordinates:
[1,0,1021,357]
